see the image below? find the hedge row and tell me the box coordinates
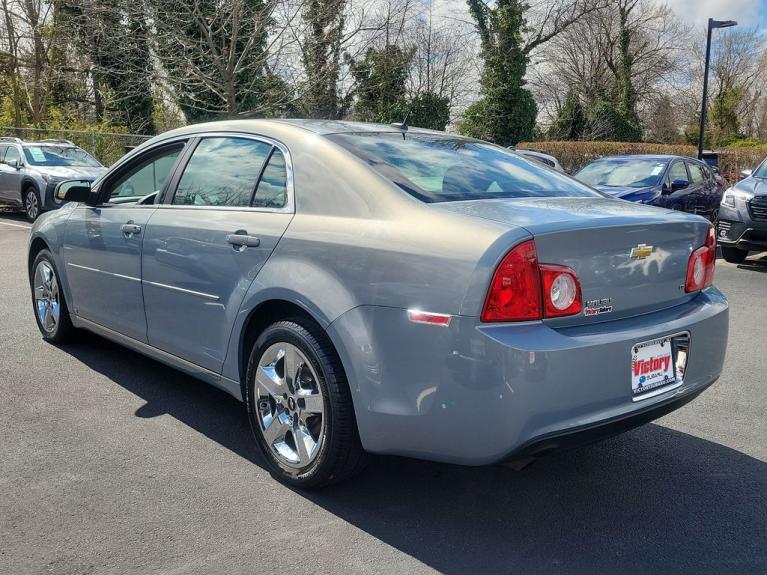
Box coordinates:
[517,140,767,180]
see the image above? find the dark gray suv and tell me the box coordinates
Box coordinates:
[718,159,767,262]
[0,137,107,221]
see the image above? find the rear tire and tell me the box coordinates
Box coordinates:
[721,246,748,264]
[30,250,77,343]
[24,186,41,222]
[245,318,367,488]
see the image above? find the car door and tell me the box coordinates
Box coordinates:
[0,145,24,204]
[0,145,9,201]
[699,162,722,216]
[63,141,188,341]
[684,160,709,216]
[664,160,694,212]
[141,135,294,372]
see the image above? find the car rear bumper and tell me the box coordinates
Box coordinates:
[329,287,728,465]
[505,380,713,463]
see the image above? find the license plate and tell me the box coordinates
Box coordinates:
[631,336,676,397]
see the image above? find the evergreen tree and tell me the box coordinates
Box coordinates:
[460,0,536,145]
[408,92,450,131]
[350,45,414,124]
[550,90,586,140]
[302,0,345,119]
[613,0,641,142]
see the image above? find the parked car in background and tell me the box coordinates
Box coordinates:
[29,120,728,487]
[575,155,724,222]
[0,137,107,221]
[509,147,565,172]
[717,157,767,263]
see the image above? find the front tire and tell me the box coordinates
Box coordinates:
[24,187,41,222]
[30,250,77,343]
[721,245,748,264]
[245,318,367,488]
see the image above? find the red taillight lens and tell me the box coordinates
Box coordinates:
[481,240,542,322]
[540,264,582,317]
[481,241,583,322]
[685,225,716,293]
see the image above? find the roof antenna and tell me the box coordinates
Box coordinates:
[391,111,409,138]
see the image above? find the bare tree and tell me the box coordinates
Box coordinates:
[0,0,59,125]
[152,0,302,120]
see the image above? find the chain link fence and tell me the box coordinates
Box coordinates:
[0,126,152,166]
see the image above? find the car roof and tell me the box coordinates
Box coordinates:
[156,118,450,140]
[592,154,697,162]
[23,142,77,147]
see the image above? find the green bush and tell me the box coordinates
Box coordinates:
[517,140,767,181]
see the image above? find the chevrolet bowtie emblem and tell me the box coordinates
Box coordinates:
[630,244,654,259]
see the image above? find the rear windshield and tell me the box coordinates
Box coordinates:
[326,133,600,203]
[23,145,102,167]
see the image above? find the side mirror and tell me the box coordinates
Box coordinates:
[740,169,752,178]
[6,158,20,169]
[671,178,689,191]
[55,180,93,204]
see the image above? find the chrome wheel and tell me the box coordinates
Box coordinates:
[33,261,60,334]
[25,190,39,220]
[255,342,326,468]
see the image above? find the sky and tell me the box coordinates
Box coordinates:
[663,0,767,33]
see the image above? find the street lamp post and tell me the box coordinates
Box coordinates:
[698,18,737,160]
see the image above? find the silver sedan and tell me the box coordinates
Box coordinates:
[28,120,728,487]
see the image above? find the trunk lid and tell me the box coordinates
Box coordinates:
[433,197,712,326]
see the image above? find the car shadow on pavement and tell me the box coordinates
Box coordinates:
[65,332,766,575]
[737,253,767,273]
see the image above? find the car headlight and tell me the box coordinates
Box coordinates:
[721,189,735,207]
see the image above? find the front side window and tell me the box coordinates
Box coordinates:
[106,145,183,203]
[4,146,21,165]
[667,161,688,183]
[328,133,599,203]
[576,159,667,188]
[252,149,288,209]
[173,137,272,207]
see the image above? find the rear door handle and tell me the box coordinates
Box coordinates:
[226,234,260,248]
[121,223,141,236]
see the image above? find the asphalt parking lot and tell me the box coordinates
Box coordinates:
[0,211,765,575]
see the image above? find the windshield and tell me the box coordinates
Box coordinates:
[576,158,667,188]
[752,159,767,178]
[327,133,600,203]
[23,145,103,168]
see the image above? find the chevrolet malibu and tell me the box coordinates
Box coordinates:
[28,120,729,487]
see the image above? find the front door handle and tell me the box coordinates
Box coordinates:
[226,233,260,248]
[121,223,141,236]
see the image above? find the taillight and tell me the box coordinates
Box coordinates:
[685,225,716,293]
[540,264,582,317]
[481,240,541,322]
[481,240,582,322]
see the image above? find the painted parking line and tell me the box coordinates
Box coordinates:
[0,220,32,230]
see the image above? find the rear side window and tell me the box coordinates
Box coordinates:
[687,162,705,184]
[173,137,272,207]
[253,149,288,209]
[327,133,599,203]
